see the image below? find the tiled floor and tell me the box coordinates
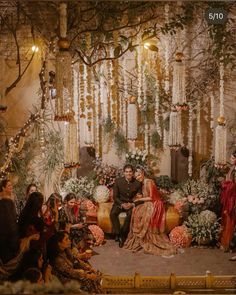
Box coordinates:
[91,240,236,276]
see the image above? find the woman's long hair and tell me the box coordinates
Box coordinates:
[47,231,67,264]
[18,192,44,237]
[0,179,9,192]
[10,248,43,281]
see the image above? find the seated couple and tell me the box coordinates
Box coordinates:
[110,164,176,256]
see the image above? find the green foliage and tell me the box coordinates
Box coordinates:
[151,131,162,150]
[114,130,128,156]
[155,175,174,190]
[11,139,39,200]
[103,117,115,135]
[39,131,64,184]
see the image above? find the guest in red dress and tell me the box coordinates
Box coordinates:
[220,150,236,251]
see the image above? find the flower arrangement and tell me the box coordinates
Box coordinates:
[184,211,221,245]
[63,177,95,199]
[179,179,217,213]
[125,148,148,167]
[88,224,105,246]
[93,185,110,203]
[169,225,192,248]
[93,159,122,188]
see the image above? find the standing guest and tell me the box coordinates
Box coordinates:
[220,150,236,252]
[17,183,38,215]
[26,183,38,200]
[18,192,44,238]
[0,179,19,263]
[110,164,142,247]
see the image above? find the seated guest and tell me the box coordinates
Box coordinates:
[0,179,19,263]
[10,248,51,282]
[23,267,43,284]
[47,231,101,293]
[18,192,44,238]
[124,166,176,256]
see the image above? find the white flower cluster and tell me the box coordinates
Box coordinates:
[168,190,184,205]
[184,212,221,244]
[199,210,217,224]
[125,148,148,166]
[63,177,95,199]
[93,185,110,203]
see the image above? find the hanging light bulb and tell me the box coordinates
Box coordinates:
[32,45,39,52]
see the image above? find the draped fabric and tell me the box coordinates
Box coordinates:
[220,167,236,250]
[124,179,176,256]
[143,179,166,232]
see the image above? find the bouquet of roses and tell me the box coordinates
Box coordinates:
[93,158,122,188]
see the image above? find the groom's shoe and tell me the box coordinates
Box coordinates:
[119,236,125,248]
[115,235,120,242]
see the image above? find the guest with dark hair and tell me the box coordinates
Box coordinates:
[10,247,52,283]
[18,192,44,238]
[110,164,142,247]
[0,179,19,263]
[23,267,43,284]
[47,231,101,293]
[26,183,38,199]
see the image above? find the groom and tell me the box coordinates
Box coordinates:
[110,164,142,247]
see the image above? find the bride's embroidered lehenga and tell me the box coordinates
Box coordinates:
[124,179,176,256]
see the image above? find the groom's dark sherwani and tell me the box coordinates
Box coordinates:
[110,177,142,240]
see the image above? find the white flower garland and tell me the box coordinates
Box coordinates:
[188,102,193,177]
[127,102,138,140]
[214,62,227,167]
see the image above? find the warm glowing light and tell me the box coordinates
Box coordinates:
[144,42,150,49]
[32,45,39,52]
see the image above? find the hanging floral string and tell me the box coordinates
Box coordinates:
[137,34,142,108]
[106,48,112,118]
[163,4,170,148]
[127,96,138,141]
[154,56,162,140]
[112,31,120,127]
[0,112,40,179]
[63,65,80,169]
[172,52,187,110]
[0,55,7,112]
[121,58,127,137]
[214,62,227,168]
[188,102,193,177]
[168,109,182,150]
[55,2,74,122]
[85,33,94,145]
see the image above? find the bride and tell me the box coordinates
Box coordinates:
[124,166,176,256]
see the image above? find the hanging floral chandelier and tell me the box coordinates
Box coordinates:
[54,3,74,122]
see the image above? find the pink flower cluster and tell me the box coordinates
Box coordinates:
[187,195,204,205]
[169,225,192,248]
[88,225,104,246]
[174,199,186,214]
